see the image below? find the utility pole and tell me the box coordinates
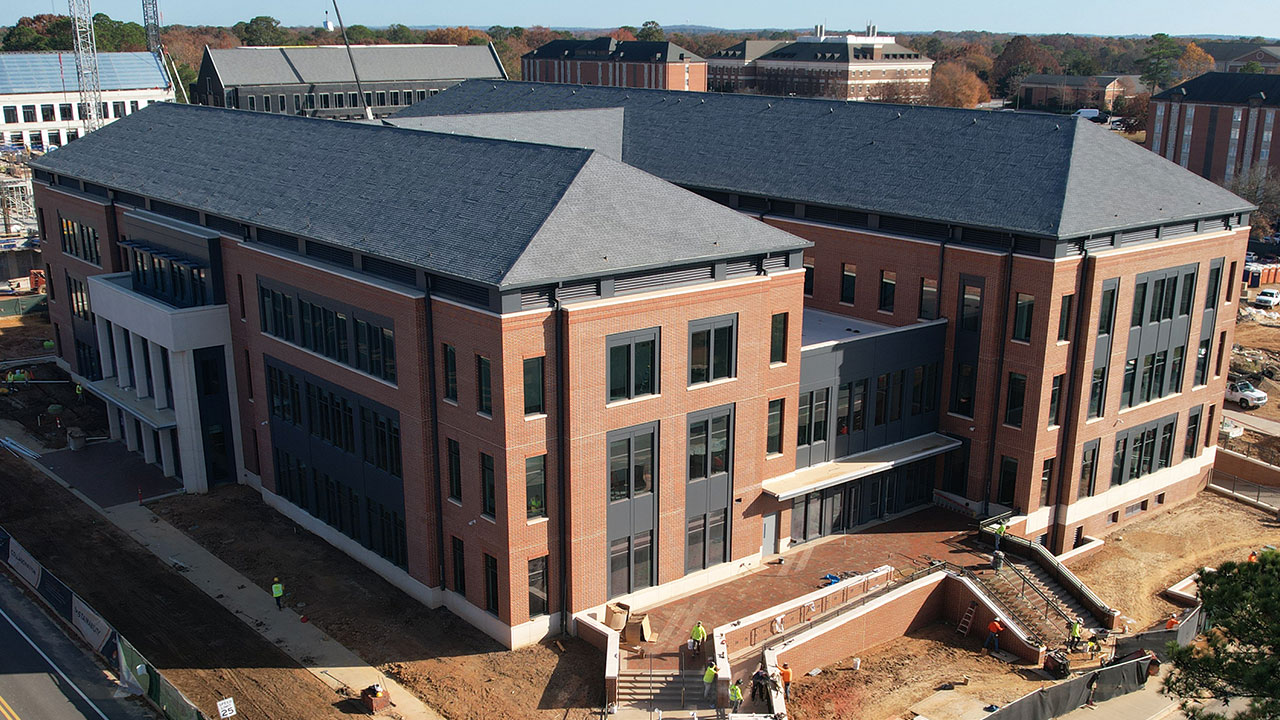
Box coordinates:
[331,0,373,120]
[68,0,103,133]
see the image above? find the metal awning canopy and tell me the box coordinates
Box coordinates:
[762,432,961,501]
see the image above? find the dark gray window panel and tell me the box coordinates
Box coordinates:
[606,421,659,596]
[689,314,737,385]
[1111,411,1181,486]
[607,327,659,402]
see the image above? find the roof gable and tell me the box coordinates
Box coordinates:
[1155,72,1280,106]
[204,45,505,87]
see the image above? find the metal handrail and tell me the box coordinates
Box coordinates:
[1003,557,1076,630]
[955,565,1049,648]
[979,526,1115,619]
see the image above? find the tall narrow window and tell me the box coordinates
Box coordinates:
[1205,264,1221,309]
[1215,331,1226,377]
[1185,411,1201,459]
[1171,346,1185,393]
[1098,286,1116,335]
[480,453,495,518]
[1131,281,1147,327]
[770,313,788,364]
[874,374,889,425]
[442,344,457,401]
[1039,458,1055,508]
[1005,372,1026,427]
[1226,262,1237,302]
[1122,357,1138,407]
[997,456,1018,505]
[766,399,784,455]
[952,363,976,417]
[1057,294,1073,342]
[1179,272,1197,316]
[1148,278,1166,324]
[1194,338,1210,385]
[451,537,465,594]
[803,261,814,296]
[689,315,737,385]
[1012,293,1034,342]
[1049,374,1063,427]
[523,357,544,415]
[851,379,867,431]
[1112,437,1127,488]
[483,554,498,615]
[476,355,492,414]
[528,556,548,617]
[609,424,656,502]
[447,439,462,501]
[526,455,547,519]
[961,285,982,332]
[1158,421,1175,469]
[918,278,938,320]
[1078,443,1098,499]
[1088,366,1106,419]
[840,263,857,304]
[878,270,896,312]
[607,329,659,402]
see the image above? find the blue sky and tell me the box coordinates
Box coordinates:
[4,0,1278,37]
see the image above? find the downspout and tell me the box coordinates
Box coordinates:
[423,285,448,599]
[553,297,570,635]
[980,238,1017,517]
[1049,249,1095,551]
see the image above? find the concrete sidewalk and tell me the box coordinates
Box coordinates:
[1224,408,1280,437]
[26,457,444,720]
[104,502,444,720]
[1057,673,1179,720]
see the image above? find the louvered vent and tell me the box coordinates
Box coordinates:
[434,276,490,306]
[1162,222,1198,239]
[257,228,298,252]
[762,255,789,272]
[305,240,354,267]
[692,189,731,206]
[1013,236,1041,254]
[879,215,949,239]
[205,214,246,238]
[726,259,759,277]
[82,182,108,198]
[557,280,599,301]
[614,265,714,294]
[804,205,868,227]
[56,175,79,190]
[963,228,1008,249]
[362,256,417,286]
[736,195,769,211]
[150,200,200,225]
[1083,235,1113,251]
[1120,227,1159,244]
[113,191,146,208]
[520,286,554,309]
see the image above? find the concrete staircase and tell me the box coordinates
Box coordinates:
[616,669,697,708]
[981,557,1095,648]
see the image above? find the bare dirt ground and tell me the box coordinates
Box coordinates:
[0,453,352,719]
[1070,492,1280,630]
[787,623,1043,720]
[0,312,55,360]
[1220,428,1280,467]
[0,361,110,450]
[152,484,603,720]
[1233,320,1280,356]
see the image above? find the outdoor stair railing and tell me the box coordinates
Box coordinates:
[1002,559,1076,633]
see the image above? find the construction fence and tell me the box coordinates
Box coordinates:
[0,293,46,318]
[987,656,1155,720]
[0,523,208,720]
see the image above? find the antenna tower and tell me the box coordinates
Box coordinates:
[68,0,104,133]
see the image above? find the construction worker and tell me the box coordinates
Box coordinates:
[1068,617,1083,651]
[75,383,84,403]
[1165,613,1179,630]
[984,618,1005,654]
[690,620,707,654]
[5,370,15,392]
[729,679,744,713]
[271,577,284,610]
[702,659,718,700]
[994,522,1008,550]
[1248,550,1259,563]
[779,662,793,699]
[751,663,769,701]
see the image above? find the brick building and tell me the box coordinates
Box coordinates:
[706,26,933,100]
[1219,46,1280,74]
[188,44,507,120]
[521,38,706,91]
[31,78,1251,649]
[1147,72,1280,184]
[1197,42,1270,73]
[1019,74,1141,111]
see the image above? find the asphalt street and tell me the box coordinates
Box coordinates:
[0,572,154,720]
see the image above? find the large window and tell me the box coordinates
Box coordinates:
[840,263,857,303]
[1005,372,1026,427]
[1058,294,1073,342]
[1185,409,1202,459]
[609,424,656,502]
[476,355,492,414]
[918,278,938,320]
[523,357,544,415]
[526,455,546,519]
[1088,367,1106,419]
[767,399,784,455]
[689,315,737,385]
[483,554,498,615]
[1098,286,1116,335]
[1012,293,1034,342]
[306,383,354,452]
[1171,346,1186,393]
[442,344,457,401]
[688,411,731,481]
[997,456,1018,505]
[447,439,462,501]
[879,271,896,312]
[360,406,402,477]
[770,313,788,364]
[480,452,496,518]
[58,214,101,265]
[1112,436,1127,489]
[610,531,654,597]
[451,537,465,594]
[607,328,658,402]
[528,556,548,617]
[266,365,302,425]
[803,261,814,295]
[298,301,349,364]
[686,509,727,573]
[797,388,829,447]
[353,318,396,382]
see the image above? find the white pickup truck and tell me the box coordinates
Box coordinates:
[1226,380,1269,410]
[1255,289,1280,309]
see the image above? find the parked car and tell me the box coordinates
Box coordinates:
[1245,251,1257,262]
[1072,109,1109,123]
[1226,380,1269,410]
[1255,289,1280,308]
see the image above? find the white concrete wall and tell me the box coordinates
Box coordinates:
[1,87,174,148]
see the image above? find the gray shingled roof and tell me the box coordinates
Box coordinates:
[205,44,506,87]
[387,107,624,159]
[396,81,1252,238]
[30,102,804,289]
[1155,71,1280,107]
[523,38,702,63]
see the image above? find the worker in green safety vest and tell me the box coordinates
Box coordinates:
[994,522,1008,550]
[272,577,284,610]
[1069,617,1083,651]
[690,620,707,653]
[729,679,744,712]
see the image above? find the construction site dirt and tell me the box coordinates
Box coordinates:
[0,453,353,720]
[0,312,54,360]
[1070,492,1280,630]
[152,484,603,720]
[786,623,1043,720]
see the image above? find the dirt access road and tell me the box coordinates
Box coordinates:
[153,484,603,720]
[1070,492,1280,630]
[0,453,353,720]
[787,623,1043,720]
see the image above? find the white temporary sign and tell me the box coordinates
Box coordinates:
[71,595,112,652]
[7,537,41,588]
[217,697,236,718]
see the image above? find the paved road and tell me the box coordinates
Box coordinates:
[0,573,154,720]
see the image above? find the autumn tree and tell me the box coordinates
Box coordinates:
[991,35,1060,97]
[867,80,924,105]
[1137,33,1181,91]
[608,27,636,42]
[927,62,989,108]
[1223,168,1280,240]
[1178,42,1215,80]
[636,20,664,42]
[1165,551,1280,719]
[233,16,287,46]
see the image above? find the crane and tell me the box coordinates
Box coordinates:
[68,0,103,133]
[141,0,188,104]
